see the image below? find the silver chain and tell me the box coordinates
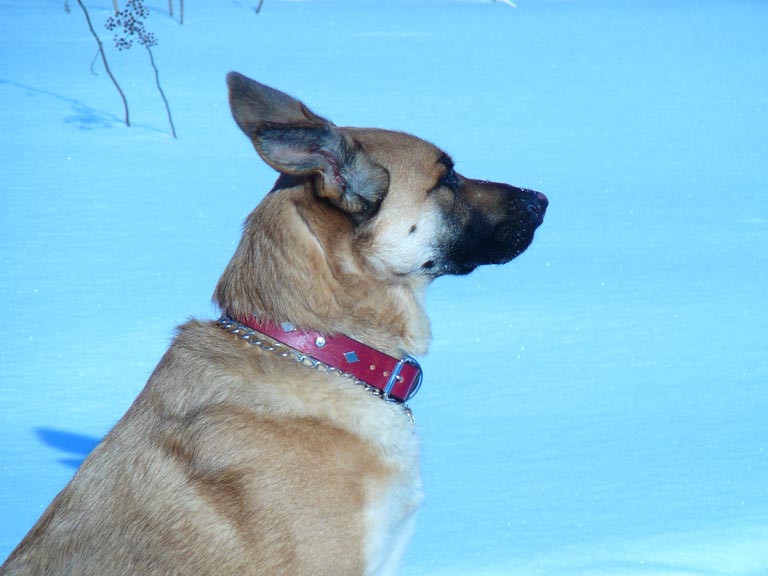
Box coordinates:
[216,317,414,422]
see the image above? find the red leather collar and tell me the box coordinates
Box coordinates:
[229,316,423,404]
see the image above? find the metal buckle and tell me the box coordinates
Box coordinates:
[383,355,423,402]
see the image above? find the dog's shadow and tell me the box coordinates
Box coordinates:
[36,428,101,469]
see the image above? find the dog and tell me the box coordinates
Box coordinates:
[1,72,547,576]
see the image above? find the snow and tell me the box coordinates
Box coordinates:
[1,0,767,574]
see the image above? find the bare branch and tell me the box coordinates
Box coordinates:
[74,0,130,126]
[145,45,177,138]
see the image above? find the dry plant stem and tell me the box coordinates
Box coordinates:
[75,0,130,126]
[145,45,177,138]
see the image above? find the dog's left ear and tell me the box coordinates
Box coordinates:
[227,72,389,222]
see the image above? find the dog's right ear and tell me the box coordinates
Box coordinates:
[227,72,389,223]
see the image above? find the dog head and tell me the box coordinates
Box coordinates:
[217,72,547,354]
[225,72,547,279]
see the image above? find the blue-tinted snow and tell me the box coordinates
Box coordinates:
[1,1,766,574]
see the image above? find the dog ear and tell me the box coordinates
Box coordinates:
[227,72,389,222]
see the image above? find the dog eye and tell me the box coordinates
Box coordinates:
[438,167,460,191]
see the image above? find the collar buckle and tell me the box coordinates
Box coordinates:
[383,355,422,401]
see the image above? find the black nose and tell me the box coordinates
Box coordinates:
[524,189,548,223]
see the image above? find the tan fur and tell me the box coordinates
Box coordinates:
[2,74,546,576]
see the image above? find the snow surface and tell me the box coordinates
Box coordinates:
[2,1,767,574]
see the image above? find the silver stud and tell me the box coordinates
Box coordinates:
[315,336,326,348]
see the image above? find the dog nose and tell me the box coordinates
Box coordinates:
[523,189,547,225]
[526,189,548,214]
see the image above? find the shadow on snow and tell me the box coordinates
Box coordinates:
[0,78,165,133]
[35,428,101,469]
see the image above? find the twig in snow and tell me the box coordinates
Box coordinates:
[72,0,131,126]
[89,49,100,75]
[144,43,177,138]
[106,0,177,138]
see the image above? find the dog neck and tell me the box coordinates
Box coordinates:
[213,184,433,358]
[218,315,423,404]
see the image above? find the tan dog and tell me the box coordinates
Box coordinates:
[1,72,547,576]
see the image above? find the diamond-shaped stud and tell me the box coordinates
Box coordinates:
[343,351,359,364]
[280,322,296,332]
